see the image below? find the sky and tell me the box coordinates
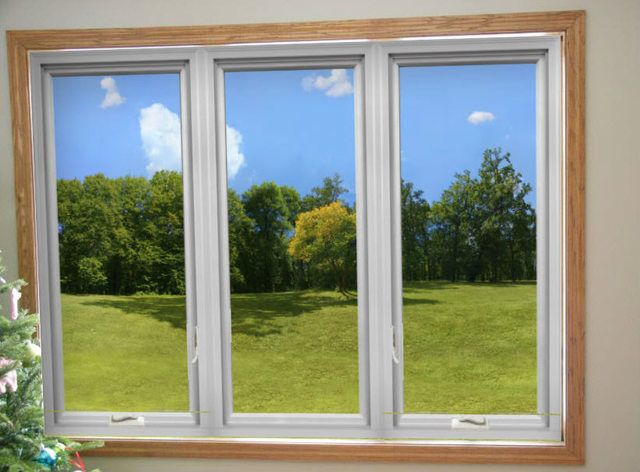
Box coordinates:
[399,64,537,204]
[53,63,536,206]
[53,73,182,179]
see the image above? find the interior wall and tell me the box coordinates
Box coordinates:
[1,0,638,471]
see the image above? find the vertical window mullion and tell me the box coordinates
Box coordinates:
[364,45,396,436]
[191,49,223,435]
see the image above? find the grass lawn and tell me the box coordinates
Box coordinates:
[61,294,189,411]
[231,290,359,413]
[61,281,536,414]
[403,281,536,414]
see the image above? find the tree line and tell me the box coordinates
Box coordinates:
[57,148,535,295]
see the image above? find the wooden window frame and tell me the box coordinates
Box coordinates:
[7,10,585,464]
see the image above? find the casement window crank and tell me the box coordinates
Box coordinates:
[110,414,145,425]
[452,417,489,429]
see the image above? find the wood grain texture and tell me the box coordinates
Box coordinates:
[563,11,586,464]
[6,9,586,464]
[7,33,38,314]
[8,10,584,50]
[89,439,583,464]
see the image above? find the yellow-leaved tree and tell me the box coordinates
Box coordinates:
[288,202,356,296]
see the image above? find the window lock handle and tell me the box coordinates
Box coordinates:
[192,326,199,364]
[391,325,401,364]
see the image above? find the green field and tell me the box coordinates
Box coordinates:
[61,281,536,414]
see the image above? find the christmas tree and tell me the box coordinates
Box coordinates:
[0,253,102,471]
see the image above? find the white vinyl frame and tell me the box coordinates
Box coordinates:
[30,49,213,437]
[384,37,563,441]
[29,33,563,442]
[210,48,371,438]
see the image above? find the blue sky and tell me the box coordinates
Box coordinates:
[399,64,536,204]
[53,63,536,205]
[53,73,182,179]
[224,69,356,201]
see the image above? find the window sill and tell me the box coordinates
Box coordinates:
[82,437,583,464]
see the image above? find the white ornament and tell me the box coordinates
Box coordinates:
[9,287,21,320]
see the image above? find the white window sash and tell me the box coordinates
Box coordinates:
[381,36,563,441]
[209,50,371,435]
[31,49,210,437]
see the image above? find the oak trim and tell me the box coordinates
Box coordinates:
[563,10,586,465]
[91,439,582,464]
[6,9,585,464]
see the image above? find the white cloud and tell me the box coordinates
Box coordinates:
[139,103,182,176]
[100,77,125,109]
[467,111,495,125]
[302,69,353,97]
[226,125,246,180]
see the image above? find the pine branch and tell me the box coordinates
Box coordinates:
[1,254,102,471]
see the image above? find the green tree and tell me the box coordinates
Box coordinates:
[76,257,108,293]
[300,174,349,212]
[400,180,431,281]
[289,202,357,295]
[474,148,535,281]
[428,148,536,282]
[227,189,253,291]
[146,171,185,294]
[279,185,301,227]
[57,174,119,293]
[107,176,149,295]
[57,171,187,295]
[431,170,476,282]
[241,182,293,292]
[56,178,84,293]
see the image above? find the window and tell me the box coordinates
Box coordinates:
[53,72,190,413]
[398,63,539,415]
[222,67,362,416]
[10,10,584,463]
[389,55,563,440]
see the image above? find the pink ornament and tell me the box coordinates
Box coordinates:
[9,287,21,320]
[0,357,18,394]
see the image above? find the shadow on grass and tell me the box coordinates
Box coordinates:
[79,290,359,338]
[401,296,440,306]
[401,280,465,294]
[402,280,536,293]
[230,290,357,337]
[77,281,532,338]
[81,296,187,330]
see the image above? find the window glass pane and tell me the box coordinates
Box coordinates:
[224,68,359,413]
[52,73,189,412]
[399,64,537,414]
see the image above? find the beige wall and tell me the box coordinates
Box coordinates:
[1,0,639,470]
